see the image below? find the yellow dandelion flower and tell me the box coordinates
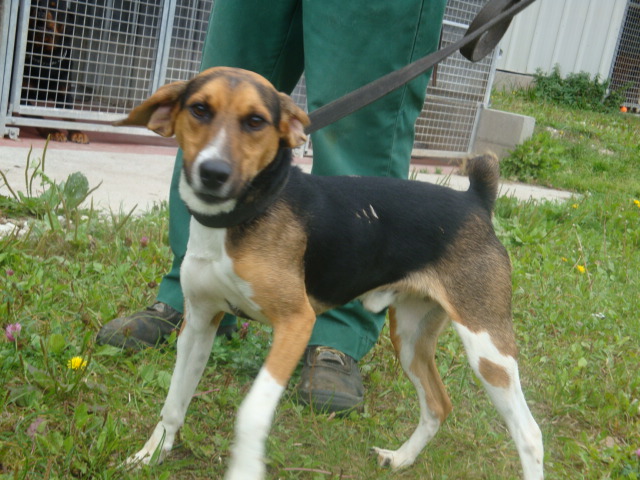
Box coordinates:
[576,265,586,274]
[634,199,640,208]
[67,356,88,370]
[571,203,579,209]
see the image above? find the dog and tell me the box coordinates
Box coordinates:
[116,67,544,480]
[22,0,89,144]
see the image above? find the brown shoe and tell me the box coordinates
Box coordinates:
[96,302,182,350]
[296,346,365,414]
[96,303,240,350]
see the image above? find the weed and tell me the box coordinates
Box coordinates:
[0,140,101,234]
[500,130,565,182]
[523,65,627,113]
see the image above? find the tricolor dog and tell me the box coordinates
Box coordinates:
[117,67,543,479]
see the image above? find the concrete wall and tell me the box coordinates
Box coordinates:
[472,108,535,159]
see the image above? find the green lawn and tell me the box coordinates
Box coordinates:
[1,92,639,479]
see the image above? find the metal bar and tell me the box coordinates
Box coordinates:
[13,105,125,122]
[153,0,178,90]
[0,0,21,137]
[443,18,473,30]
[8,0,32,116]
[412,148,469,159]
[6,115,162,137]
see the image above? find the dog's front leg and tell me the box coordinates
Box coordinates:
[225,305,316,480]
[128,303,222,466]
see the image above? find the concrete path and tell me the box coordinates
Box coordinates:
[0,129,574,215]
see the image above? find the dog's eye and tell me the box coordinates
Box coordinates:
[189,103,211,121]
[243,115,267,131]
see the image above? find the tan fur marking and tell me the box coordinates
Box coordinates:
[384,214,518,358]
[114,81,186,135]
[179,311,187,336]
[478,356,511,388]
[307,296,333,315]
[436,216,518,358]
[227,203,308,315]
[263,303,316,385]
[226,202,314,386]
[409,311,453,423]
[388,307,402,355]
[388,307,452,423]
[212,312,224,328]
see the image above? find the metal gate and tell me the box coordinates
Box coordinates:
[1,0,497,156]
[610,0,640,111]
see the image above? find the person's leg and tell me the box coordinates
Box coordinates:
[155,152,189,313]
[302,0,447,361]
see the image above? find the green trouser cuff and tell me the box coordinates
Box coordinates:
[157,151,188,314]
[157,271,184,314]
[309,301,386,362]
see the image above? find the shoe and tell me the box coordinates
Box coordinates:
[296,346,365,414]
[96,302,182,350]
[96,302,240,350]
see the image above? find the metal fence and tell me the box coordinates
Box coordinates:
[610,0,640,111]
[1,0,497,155]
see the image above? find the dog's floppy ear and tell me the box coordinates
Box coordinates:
[114,81,186,137]
[278,92,310,148]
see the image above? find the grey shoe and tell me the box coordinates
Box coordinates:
[296,346,365,414]
[96,302,182,350]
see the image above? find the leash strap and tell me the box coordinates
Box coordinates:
[305,0,537,134]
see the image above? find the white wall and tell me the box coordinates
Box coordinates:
[496,0,628,78]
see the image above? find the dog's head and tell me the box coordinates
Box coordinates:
[117,67,309,208]
[29,1,72,53]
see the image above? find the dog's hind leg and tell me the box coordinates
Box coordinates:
[127,303,223,466]
[372,298,452,469]
[452,320,543,480]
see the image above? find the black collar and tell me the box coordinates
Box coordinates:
[187,147,292,229]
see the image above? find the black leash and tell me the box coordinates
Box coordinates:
[305,0,537,135]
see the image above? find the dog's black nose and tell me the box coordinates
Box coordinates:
[199,160,231,189]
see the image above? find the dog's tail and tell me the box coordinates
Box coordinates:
[464,153,500,213]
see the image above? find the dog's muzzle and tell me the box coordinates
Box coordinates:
[193,160,233,203]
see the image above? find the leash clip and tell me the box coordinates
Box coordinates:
[460,0,524,62]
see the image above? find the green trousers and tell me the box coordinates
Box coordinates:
[157,0,446,361]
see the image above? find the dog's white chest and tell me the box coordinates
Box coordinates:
[181,220,265,322]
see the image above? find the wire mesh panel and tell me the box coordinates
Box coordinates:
[166,0,212,83]
[415,0,497,154]
[3,0,495,154]
[610,0,640,110]
[14,0,169,119]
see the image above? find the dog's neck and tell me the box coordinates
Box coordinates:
[187,147,293,229]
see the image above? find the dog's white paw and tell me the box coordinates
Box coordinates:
[371,446,413,470]
[125,424,170,468]
[126,446,167,467]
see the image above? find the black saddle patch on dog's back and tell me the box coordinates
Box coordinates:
[281,168,487,307]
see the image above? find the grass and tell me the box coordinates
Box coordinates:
[1,88,640,479]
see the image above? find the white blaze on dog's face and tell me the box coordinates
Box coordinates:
[116,67,309,205]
